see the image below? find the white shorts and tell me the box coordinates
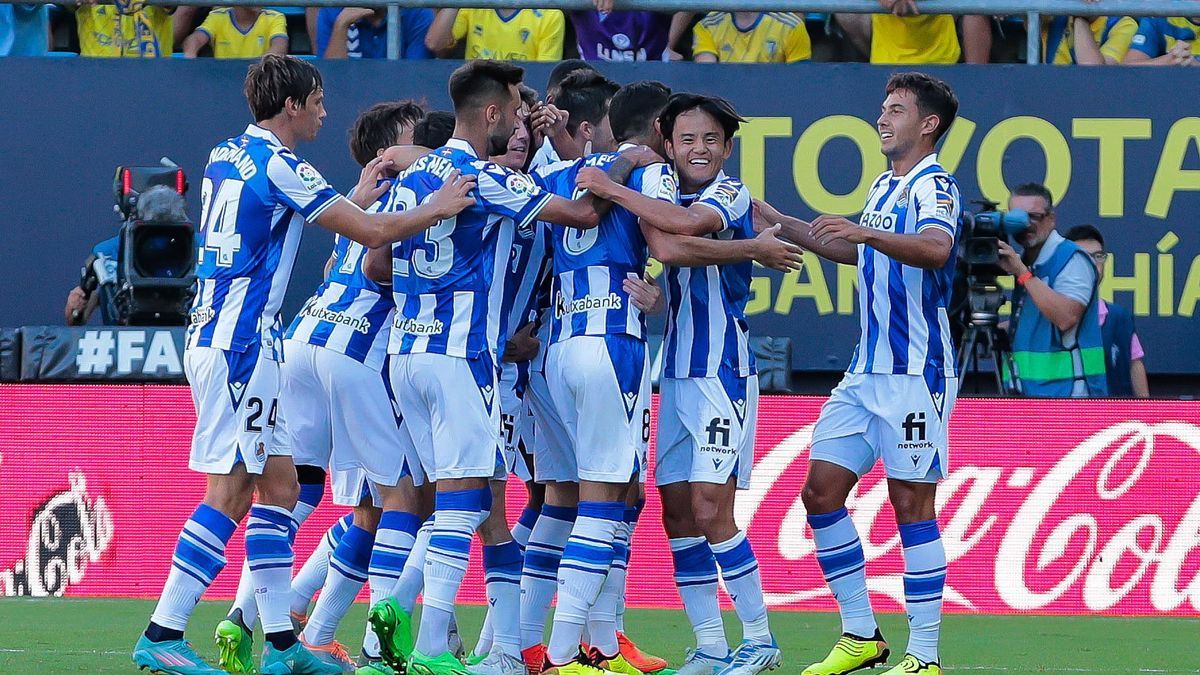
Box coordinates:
[811,371,958,483]
[545,335,650,484]
[499,362,534,483]
[185,343,284,475]
[525,367,576,484]
[656,371,759,489]
[330,467,378,508]
[276,340,416,489]
[389,351,502,481]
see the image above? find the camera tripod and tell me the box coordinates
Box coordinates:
[957,280,1017,395]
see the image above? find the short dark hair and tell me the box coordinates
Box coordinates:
[448,60,524,113]
[1012,182,1055,211]
[518,83,539,109]
[885,71,959,144]
[554,70,620,134]
[608,81,671,143]
[413,111,455,149]
[244,54,324,122]
[1065,224,1105,247]
[348,101,425,167]
[658,93,745,143]
[547,59,597,97]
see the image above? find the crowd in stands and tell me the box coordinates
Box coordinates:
[1,1,1198,64]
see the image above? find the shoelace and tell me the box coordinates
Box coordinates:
[325,641,352,663]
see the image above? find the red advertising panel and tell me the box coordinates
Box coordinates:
[1,385,1197,616]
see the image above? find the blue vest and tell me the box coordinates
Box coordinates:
[1010,239,1108,397]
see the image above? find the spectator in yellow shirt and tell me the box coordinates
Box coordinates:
[692,11,810,63]
[1043,15,1136,65]
[837,0,963,64]
[74,0,173,58]
[425,8,564,61]
[182,7,288,59]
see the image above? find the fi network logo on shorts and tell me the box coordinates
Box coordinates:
[702,417,737,469]
[899,411,935,453]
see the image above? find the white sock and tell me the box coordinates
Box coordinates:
[520,504,576,649]
[291,513,351,617]
[230,559,258,629]
[483,540,523,657]
[414,489,488,657]
[151,504,237,632]
[393,519,432,612]
[586,522,630,657]
[809,508,877,639]
[246,505,297,635]
[302,525,373,646]
[711,531,771,643]
[546,501,622,665]
[670,536,727,655]
[899,520,946,664]
[364,510,421,655]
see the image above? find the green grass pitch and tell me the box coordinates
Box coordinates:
[0,599,1196,673]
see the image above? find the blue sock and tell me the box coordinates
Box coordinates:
[246,504,298,647]
[670,536,726,655]
[415,488,489,657]
[711,531,771,643]
[809,507,877,639]
[512,507,540,551]
[899,520,946,664]
[484,540,524,657]
[149,504,237,636]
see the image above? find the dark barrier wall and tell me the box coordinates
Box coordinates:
[1,61,1197,371]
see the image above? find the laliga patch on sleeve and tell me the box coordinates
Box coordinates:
[505,172,536,197]
[296,162,329,192]
[658,170,678,198]
[710,180,741,207]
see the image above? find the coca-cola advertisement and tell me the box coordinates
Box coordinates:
[1,384,1197,617]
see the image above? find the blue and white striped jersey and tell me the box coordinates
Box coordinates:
[284,228,395,372]
[532,151,675,343]
[662,171,757,379]
[498,218,553,363]
[384,138,553,359]
[187,124,343,354]
[848,152,961,377]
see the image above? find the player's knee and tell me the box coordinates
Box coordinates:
[888,486,935,524]
[257,475,300,510]
[801,481,844,515]
[690,498,724,536]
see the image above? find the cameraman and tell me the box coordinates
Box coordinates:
[64,235,119,325]
[999,183,1107,397]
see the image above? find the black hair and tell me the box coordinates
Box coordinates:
[518,83,539,109]
[448,59,525,113]
[608,81,672,143]
[1065,224,1105,247]
[244,54,323,122]
[546,59,597,97]
[412,111,455,149]
[658,93,745,143]
[554,70,620,134]
[884,71,959,144]
[348,100,425,167]
[1012,182,1055,211]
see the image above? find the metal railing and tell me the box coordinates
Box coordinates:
[5,0,1196,63]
